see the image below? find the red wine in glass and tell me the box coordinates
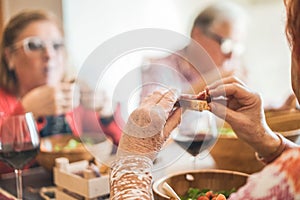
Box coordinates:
[0,143,39,169]
[0,113,40,199]
[172,110,218,169]
[174,133,215,157]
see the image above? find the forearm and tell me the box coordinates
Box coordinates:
[110,155,154,200]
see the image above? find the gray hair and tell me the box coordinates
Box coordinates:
[193,1,248,31]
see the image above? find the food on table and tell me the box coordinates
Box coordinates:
[53,138,80,152]
[181,188,236,200]
[40,137,92,152]
[176,89,211,111]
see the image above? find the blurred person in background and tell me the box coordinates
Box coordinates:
[140,0,248,172]
[0,10,122,173]
[110,0,300,199]
[141,0,248,97]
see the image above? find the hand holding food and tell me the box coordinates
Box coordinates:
[117,89,182,161]
[21,82,77,118]
[21,85,58,117]
[207,77,265,140]
[110,89,181,199]
[207,76,284,158]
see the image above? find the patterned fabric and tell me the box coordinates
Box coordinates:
[229,148,300,200]
[110,156,153,200]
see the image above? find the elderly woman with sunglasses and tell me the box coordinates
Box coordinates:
[111,0,300,199]
[0,10,122,173]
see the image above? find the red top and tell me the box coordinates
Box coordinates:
[0,88,123,174]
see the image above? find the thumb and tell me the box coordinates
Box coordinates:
[163,108,182,139]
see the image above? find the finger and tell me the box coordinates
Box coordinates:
[220,76,245,86]
[207,76,245,90]
[210,102,243,124]
[56,85,79,102]
[209,102,227,119]
[209,83,251,99]
[140,90,165,107]
[61,77,76,83]
[163,108,182,139]
[60,82,76,93]
[157,89,179,116]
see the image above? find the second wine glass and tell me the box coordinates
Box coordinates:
[0,113,40,200]
[172,110,218,169]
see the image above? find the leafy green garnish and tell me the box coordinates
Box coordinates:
[53,139,80,152]
[180,187,236,200]
[181,188,210,200]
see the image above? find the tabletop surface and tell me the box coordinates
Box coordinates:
[0,140,216,200]
[0,167,53,200]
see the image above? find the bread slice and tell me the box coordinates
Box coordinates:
[177,99,210,111]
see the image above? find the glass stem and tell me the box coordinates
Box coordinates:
[193,156,197,170]
[14,169,23,200]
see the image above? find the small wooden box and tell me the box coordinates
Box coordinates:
[54,157,109,200]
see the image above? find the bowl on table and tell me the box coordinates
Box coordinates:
[210,133,265,174]
[265,109,300,142]
[153,169,248,200]
[210,109,300,174]
[36,134,94,172]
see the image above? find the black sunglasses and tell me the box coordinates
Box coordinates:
[203,30,244,55]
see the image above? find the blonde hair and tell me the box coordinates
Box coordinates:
[0,9,64,95]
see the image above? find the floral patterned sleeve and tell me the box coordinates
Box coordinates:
[228,148,300,200]
[110,155,154,200]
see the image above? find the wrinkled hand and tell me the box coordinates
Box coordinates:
[207,76,270,145]
[208,76,296,157]
[21,83,77,118]
[117,89,182,160]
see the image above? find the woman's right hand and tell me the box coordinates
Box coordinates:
[207,76,281,157]
[117,89,182,161]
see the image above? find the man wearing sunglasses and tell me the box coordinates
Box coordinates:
[191,2,247,73]
[141,0,248,96]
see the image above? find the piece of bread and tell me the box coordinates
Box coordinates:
[177,99,211,111]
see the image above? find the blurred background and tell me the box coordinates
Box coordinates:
[0,0,291,108]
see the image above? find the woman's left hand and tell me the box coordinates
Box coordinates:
[208,76,281,157]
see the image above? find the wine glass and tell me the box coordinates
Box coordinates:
[172,110,218,169]
[0,113,40,200]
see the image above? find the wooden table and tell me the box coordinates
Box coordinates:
[0,140,217,199]
[0,167,53,200]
